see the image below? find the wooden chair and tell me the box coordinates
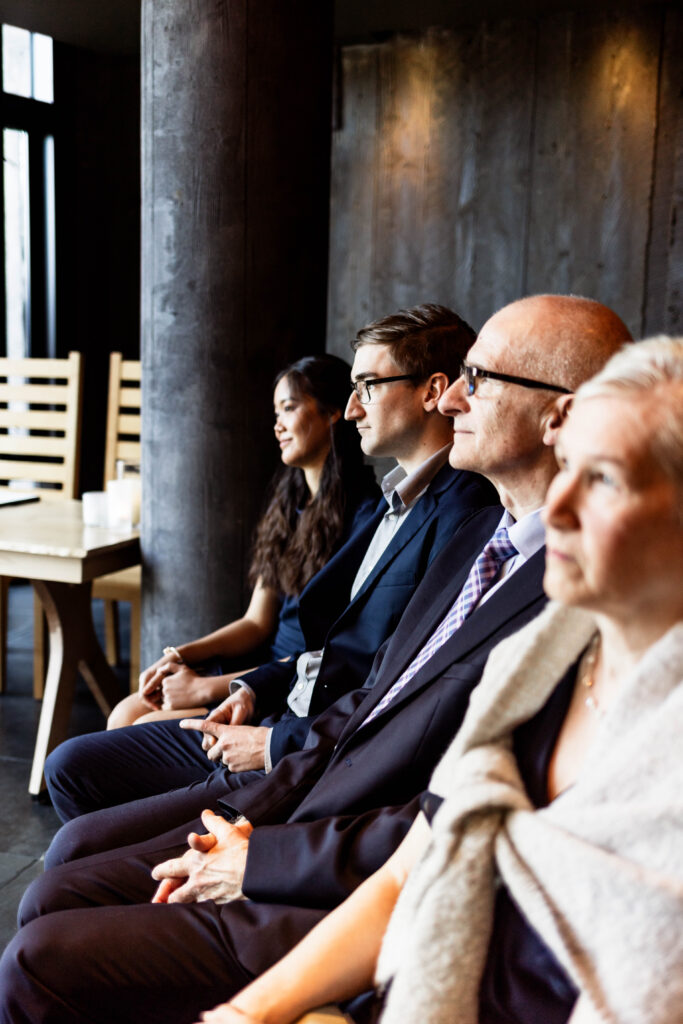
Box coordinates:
[92,353,142,694]
[0,352,83,695]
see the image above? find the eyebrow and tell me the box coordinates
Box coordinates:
[557,445,627,468]
[351,371,379,382]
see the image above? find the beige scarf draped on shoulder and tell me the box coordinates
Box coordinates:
[376,602,683,1024]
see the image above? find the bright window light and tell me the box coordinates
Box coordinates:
[2,24,53,103]
[2,24,31,98]
[32,33,54,104]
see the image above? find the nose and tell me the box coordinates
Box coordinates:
[344,390,363,420]
[542,470,580,530]
[438,375,469,417]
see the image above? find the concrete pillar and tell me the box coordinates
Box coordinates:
[140,0,333,663]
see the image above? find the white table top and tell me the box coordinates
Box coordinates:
[0,499,140,584]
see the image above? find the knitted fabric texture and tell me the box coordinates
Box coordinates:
[376,602,683,1024]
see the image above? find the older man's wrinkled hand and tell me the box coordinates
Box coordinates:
[150,809,253,904]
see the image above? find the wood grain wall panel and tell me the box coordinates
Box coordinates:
[643,5,683,335]
[418,29,477,322]
[373,36,434,315]
[327,46,381,360]
[526,9,660,335]
[327,6,680,354]
[452,20,536,328]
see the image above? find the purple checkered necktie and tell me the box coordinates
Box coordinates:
[362,525,517,726]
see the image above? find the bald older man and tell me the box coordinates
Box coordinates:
[0,295,632,1024]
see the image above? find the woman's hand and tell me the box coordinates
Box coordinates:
[138,650,183,709]
[155,664,221,710]
[139,654,208,711]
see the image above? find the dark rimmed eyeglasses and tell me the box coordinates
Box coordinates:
[460,362,572,396]
[350,374,416,405]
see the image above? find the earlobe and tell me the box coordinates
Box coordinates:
[543,394,573,446]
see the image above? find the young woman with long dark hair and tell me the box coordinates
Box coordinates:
[108,354,378,729]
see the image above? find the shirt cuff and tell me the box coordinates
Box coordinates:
[264,728,273,774]
[229,678,256,702]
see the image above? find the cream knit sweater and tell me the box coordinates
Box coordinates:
[376,602,683,1024]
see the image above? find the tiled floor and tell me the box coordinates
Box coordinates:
[0,581,130,953]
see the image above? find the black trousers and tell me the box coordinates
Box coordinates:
[1,812,324,1024]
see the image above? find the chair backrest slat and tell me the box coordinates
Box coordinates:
[0,352,83,499]
[103,352,142,486]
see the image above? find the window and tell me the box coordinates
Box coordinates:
[1,25,55,358]
[2,25,53,103]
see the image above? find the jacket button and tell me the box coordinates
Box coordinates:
[344,758,352,766]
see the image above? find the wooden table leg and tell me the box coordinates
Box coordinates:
[29,580,123,795]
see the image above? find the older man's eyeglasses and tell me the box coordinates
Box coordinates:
[350,374,416,405]
[460,362,572,397]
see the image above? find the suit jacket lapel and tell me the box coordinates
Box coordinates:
[348,487,438,604]
[365,506,503,682]
[346,462,459,606]
[347,546,546,736]
[297,499,386,633]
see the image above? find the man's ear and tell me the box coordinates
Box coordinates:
[329,409,342,425]
[422,372,450,411]
[542,393,573,446]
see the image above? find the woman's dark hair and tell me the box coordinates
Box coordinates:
[249,353,374,596]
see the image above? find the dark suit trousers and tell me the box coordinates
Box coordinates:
[1,820,323,1024]
[44,717,263,822]
[44,727,262,868]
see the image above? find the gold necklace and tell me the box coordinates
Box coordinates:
[579,634,602,714]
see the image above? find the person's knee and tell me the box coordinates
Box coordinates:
[0,924,39,1017]
[107,691,148,729]
[16,870,59,927]
[43,816,89,869]
[44,734,80,789]
[44,736,89,822]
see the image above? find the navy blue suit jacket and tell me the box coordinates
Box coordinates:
[215,507,548,977]
[244,464,499,763]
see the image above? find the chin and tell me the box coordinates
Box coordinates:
[448,453,476,472]
[360,439,379,457]
[542,568,583,607]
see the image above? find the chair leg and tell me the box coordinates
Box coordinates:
[33,589,47,700]
[129,595,141,694]
[0,576,8,694]
[103,598,121,667]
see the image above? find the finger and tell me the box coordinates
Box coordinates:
[151,877,182,904]
[187,830,217,853]
[227,705,249,726]
[206,741,224,762]
[141,676,159,696]
[202,734,217,751]
[143,668,166,696]
[201,808,233,840]
[179,718,213,734]
[151,856,190,881]
[141,690,162,711]
[165,880,197,904]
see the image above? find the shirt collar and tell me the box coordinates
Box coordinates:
[498,506,546,559]
[381,444,452,513]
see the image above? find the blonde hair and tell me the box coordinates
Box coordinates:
[575,335,683,490]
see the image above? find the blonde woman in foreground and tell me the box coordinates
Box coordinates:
[198,336,683,1024]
